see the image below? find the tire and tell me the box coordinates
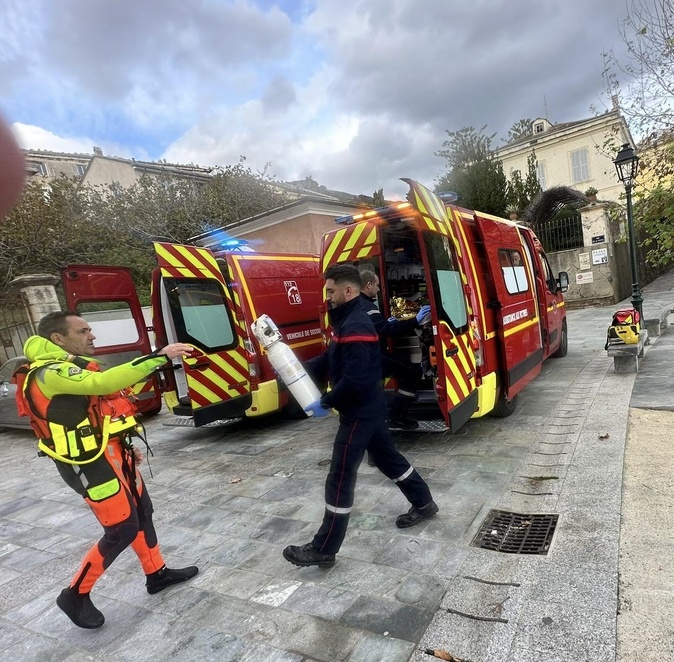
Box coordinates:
[552,319,568,358]
[492,392,518,418]
[140,404,162,418]
[283,393,308,420]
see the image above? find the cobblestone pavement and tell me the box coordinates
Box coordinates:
[1,275,673,660]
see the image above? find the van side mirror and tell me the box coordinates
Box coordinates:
[557,271,569,293]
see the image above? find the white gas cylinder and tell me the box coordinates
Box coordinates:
[251,314,322,414]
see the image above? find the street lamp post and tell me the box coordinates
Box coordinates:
[613,143,643,327]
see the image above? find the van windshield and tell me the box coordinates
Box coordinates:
[164,278,237,351]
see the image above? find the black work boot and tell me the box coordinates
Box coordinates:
[389,394,419,430]
[396,500,439,528]
[389,416,419,430]
[283,543,336,568]
[146,565,199,594]
[56,587,105,629]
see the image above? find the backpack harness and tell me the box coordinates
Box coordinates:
[13,356,146,466]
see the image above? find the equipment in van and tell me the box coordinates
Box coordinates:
[322,178,570,434]
[252,314,322,416]
[605,308,640,349]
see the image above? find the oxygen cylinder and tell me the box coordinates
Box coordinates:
[251,314,322,415]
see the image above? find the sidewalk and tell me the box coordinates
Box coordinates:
[413,273,674,662]
[0,273,673,661]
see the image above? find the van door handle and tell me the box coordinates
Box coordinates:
[191,361,211,370]
[445,347,459,357]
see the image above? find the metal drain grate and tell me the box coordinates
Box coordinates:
[471,509,559,555]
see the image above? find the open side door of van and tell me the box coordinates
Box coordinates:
[61,265,163,415]
[403,179,479,432]
[473,214,544,396]
[152,242,252,426]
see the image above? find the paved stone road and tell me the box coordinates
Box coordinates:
[1,274,673,660]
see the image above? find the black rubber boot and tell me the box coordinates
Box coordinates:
[396,500,439,528]
[146,565,199,594]
[56,587,105,629]
[283,543,336,568]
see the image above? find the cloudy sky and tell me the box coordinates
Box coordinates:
[1,0,631,198]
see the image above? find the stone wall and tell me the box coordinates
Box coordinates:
[546,201,630,307]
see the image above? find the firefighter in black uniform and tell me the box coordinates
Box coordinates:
[359,269,430,429]
[283,264,438,568]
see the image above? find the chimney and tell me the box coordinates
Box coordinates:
[611,95,620,111]
[93,146,103,156]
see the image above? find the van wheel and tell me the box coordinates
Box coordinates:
[493,392,518,418]
[141,405,162,418]
[283,394,308,420]
[552,320,568,358]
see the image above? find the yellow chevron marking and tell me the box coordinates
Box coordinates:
[444,375,462,406]
[322,229,347,270]
[457,334,476,371]
[175,245,220,280]
[445,349,470,398]
[186,377,221,405]
[356,246,375,259]
[211,350,248,376]
[344,222,366,251]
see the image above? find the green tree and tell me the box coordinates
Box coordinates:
[603,0,674,272]
[0,162,291,303]
[372,188,386,207]
[435,126,508,215]
[505,153,543,212]
[0,176,103,288]
[636,183,674,267]
[506,119,534,143]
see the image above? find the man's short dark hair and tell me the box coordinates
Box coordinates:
[37,311,78,339]
[360,270,377,288]
[324,264,361,289]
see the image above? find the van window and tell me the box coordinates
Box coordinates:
[499,249,529,294]
[76,301,139,347]
[423,232,468,331]
[164,279,236,351]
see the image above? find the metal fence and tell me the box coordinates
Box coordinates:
[0,292,33,363]
[536,210,584,253]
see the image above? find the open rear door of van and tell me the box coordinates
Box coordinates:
[61,265,163,415]
[404,179,479,432]
[473,214,544,396]
[152,242,252,426]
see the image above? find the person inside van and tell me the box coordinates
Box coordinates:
[359,269,430,430]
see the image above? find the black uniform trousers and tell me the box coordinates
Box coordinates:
[311,414,432,555]
[382,353,420,397]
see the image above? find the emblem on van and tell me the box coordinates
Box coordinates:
[284,280,302,305]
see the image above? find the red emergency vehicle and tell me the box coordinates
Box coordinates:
[62,244,323,427]
[320,179,569,433]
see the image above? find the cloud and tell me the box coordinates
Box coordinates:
[11,122,137,159]
[1,0,634,200]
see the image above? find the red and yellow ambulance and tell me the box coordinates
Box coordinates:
[62,244,323,427]
[320,179,569,433]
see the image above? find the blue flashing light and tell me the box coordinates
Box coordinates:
[218,239,248,251]
[437,191,459,203]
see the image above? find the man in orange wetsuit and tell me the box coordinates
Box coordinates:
[20,311,199,629]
